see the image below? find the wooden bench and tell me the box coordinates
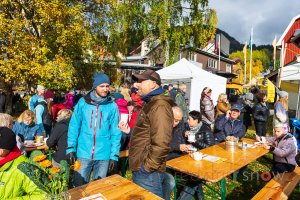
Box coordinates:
[252,167,300,200]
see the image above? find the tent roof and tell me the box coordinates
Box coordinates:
[281,63,300,81]
[157,58,227,82]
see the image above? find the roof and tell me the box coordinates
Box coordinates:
[104,62,162,70]
[187,47,236,64]
[277,14,300,46]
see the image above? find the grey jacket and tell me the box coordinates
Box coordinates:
[264,133,297,166]
[200,95,215,125]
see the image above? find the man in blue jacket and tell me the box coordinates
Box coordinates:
[214,104,246,143]
[67,73,121,187]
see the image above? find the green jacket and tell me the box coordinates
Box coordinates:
[0,155,46,200]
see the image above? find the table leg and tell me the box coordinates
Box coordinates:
[173,174,177,200]
[233,171,238,181]
[220,178,226,200]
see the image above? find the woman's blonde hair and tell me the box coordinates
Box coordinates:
[17,110,36,124]
[278,96,288,111]
[178,84,186,91]
[56,109,73,122]
[217,93,227,102]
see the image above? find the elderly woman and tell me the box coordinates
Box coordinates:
[200,87,215,127]
[274,91,289,133]
[256,124,297,175]
[46,109,72,166]
[215,93,231,118]
[13,110,42,141]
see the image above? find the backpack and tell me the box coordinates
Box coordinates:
[34,101,53,129]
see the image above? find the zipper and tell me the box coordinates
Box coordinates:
[99,111,102,129]
[91,106,99,160]
[90,110,94,128]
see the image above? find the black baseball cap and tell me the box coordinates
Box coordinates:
[132,69,161,86]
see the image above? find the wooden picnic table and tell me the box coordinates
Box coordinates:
[68,174,163,200]
[167,138,269,200]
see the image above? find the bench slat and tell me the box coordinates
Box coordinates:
[252,167,300,200]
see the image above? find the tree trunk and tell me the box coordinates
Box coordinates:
[5,84,13,114]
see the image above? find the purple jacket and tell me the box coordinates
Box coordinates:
[264,133,297,166]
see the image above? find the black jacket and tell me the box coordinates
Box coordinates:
[240,100,254,127]
[46,118,70,163]
[166,121,187,161]
[192,121,215,150]
[253,102,270,122]
[0,92,6,113]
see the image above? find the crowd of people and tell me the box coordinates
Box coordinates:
[0,69,300,199]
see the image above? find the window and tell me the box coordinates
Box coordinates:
[208,58,217,69]
[178,53,182,60]
[189,52,197,62]
[226,64,232,73]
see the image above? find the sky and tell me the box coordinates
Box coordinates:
[209,0,300,45]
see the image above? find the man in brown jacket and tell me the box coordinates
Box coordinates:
[129,69,174,198]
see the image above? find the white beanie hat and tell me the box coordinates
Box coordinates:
[278,90,288,98]
[36,85,45,92]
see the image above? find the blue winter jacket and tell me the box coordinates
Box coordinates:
[29,94,39,111]
[214,114,245,142]
[67,92,121,161]
[12,122,42,140]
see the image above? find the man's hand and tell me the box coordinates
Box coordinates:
[226,110,231,118]
[67,152,76,165]
[108,159,118,174]
[179,144,190,152]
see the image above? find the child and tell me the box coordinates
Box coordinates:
[256,124,298,175]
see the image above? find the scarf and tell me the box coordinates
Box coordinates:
[0,146,21,168]
[189,121,203,136]
[141,87,165,103]
[90,90,109,105]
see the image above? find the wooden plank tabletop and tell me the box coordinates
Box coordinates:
[25,143,48,152]
[68,174,163,200]
[167,138,269,182]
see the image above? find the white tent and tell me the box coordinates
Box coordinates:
[279,63,300,117]
[281,63,300,81]
[157,58,227,111]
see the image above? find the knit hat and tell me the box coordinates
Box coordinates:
[93,73,111,89]
[278,90,288,98]
[44,91,54,99]
[244,92,254,101]
[0,127,16,150]
[36,85,45,92]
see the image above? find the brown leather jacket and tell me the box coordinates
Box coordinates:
[215,101,231,117]
[129,94,174,173]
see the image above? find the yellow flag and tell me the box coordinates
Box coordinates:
[272,36,277,48]
[243,42,247,59]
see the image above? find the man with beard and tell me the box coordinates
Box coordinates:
[67,72,121,187]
